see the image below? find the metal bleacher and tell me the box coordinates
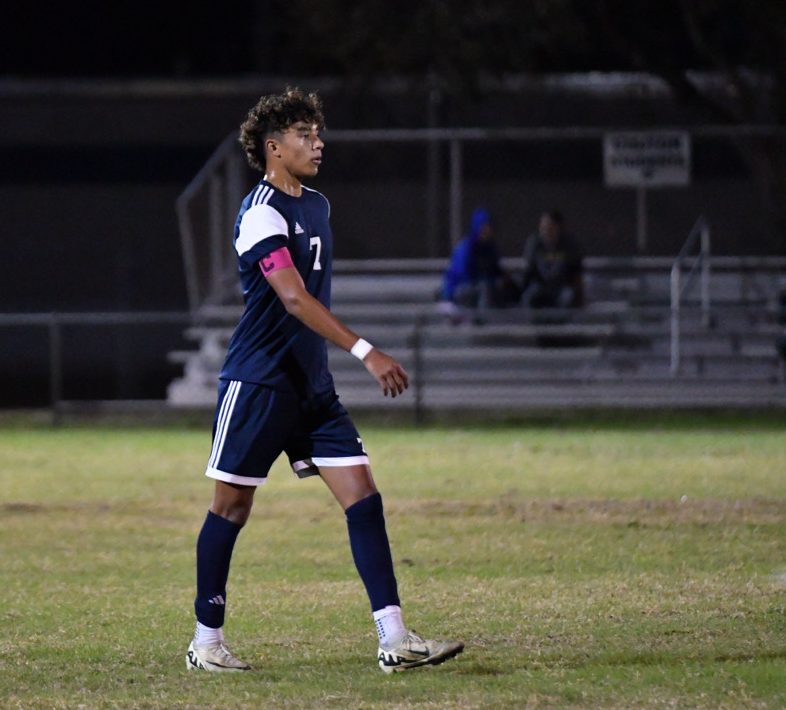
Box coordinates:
[167,256,786,414]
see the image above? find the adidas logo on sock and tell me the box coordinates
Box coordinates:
[208,595,225,605]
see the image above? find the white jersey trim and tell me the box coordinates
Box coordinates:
[205,466,268,487]
[235,202,289,257]
[252,184,274,206]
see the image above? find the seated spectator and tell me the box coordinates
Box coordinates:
[441,207,519,311]
[520,210,583,309]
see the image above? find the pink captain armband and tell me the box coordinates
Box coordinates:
[259,247,295,276]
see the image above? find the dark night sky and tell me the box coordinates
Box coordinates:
[2,3,259,78]
[1,1,749,80]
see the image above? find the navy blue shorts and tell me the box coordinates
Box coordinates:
[205,379,368,486]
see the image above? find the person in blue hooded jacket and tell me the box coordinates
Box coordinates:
[441,207,518,309]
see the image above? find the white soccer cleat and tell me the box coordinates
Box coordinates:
[377,630,464,673]
[186,640,251,672]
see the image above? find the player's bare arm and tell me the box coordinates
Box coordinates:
[264,260,409,397]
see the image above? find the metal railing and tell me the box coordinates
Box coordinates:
[670,216,711,376]
[176,134,247,312]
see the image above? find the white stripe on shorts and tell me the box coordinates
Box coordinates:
[208,380,241,469]
[291,455,370,475]
[205,466,268,487]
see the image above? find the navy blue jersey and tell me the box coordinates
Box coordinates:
[219,179,334,397]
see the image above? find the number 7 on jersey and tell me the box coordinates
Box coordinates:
[309,236,322,271]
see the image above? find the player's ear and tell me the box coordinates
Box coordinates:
[265,136,280,158]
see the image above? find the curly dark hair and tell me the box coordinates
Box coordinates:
[239,87,325,171]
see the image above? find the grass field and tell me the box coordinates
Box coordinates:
[1,413,785,708]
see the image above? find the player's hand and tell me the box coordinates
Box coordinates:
[362,349,409,397]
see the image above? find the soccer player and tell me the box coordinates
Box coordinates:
[186,88,464,674]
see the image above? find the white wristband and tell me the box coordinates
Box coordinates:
[350,338,374,361]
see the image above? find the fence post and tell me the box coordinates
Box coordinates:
[208,174,224,304]
[449,139,463,247]
[670,265,681,376]
[700,220,711,328]
[226,151,244,236]
[176,199,200,312]
[48,314,63,425]
[426,89,442,258]
[412,313,425,425]
[636,186,648,252]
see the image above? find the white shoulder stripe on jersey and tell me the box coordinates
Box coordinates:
[254,185,272,206]
[208,380,241,469]
[235,203,289,256]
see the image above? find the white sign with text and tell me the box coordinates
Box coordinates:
[604,131,691,187]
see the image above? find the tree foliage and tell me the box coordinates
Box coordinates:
[281,0,785,123]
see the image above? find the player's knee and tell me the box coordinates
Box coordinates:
[210,483,255,525]
[212,499,253,526]
[334,480,379,511]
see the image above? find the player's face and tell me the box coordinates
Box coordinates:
[274,122,324,179]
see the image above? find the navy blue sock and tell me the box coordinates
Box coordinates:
[194,510,243,628]
[345,492,400,611]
